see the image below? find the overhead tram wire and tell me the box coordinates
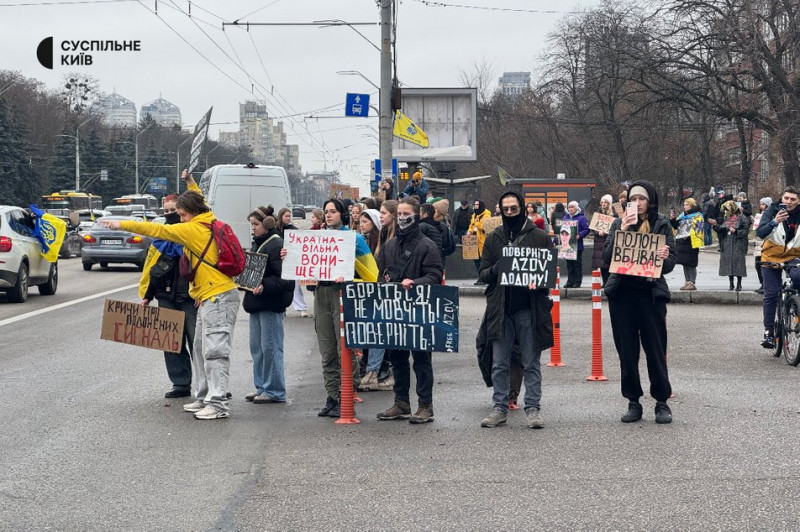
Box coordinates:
[409,0,583,14]
[0,0,136,6]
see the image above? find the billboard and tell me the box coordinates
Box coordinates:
[392,88,477,163]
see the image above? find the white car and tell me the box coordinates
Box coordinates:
[0,206,58,303]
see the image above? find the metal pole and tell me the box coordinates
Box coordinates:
[379,0,393,195]
[176,137,192,194]
[75,125,80,191]
[135,139,139,195]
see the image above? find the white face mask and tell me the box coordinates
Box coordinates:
[397,214,415,230]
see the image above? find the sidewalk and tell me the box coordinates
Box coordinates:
[450,246,765,305]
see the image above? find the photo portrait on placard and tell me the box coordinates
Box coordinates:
[557,219,578,260]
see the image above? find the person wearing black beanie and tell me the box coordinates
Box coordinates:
[477,191,555,429]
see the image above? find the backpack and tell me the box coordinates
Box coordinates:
[180,219,246,280]
[150,252,189,300]
[442,226,457,256]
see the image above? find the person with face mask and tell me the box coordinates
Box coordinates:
[477,191,555,429]
[139,195,195,399]
[376,197,444,424]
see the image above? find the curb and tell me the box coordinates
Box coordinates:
[455,286,764,305]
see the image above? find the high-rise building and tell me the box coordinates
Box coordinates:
[498,72,531,96]
[140,96,181,127]
[96,91,137,128]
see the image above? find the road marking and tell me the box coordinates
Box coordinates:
[0,283,139,328]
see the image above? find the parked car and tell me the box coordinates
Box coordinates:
[0,206,58,303]
[291,206,306,219]
[81,216,152,271]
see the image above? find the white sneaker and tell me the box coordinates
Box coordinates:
[183,400,204,413]
[194,405,229,420]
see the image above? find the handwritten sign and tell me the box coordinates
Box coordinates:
[100,299,185,352]
[330,183,351,200]
[482,216,502,234]
[342,283,459,352]
[282,229,356,281]
[187,107,212,176]
[612,202,624,217]
[462,233,480,260]
[589,213,614,233]
[499,246,557,289]
[609,231,666,278]
[233,251,268,291]
[557,219,578,260]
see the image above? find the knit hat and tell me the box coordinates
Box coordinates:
[760,197,773,207]
[600,194,613,205]
[361,208,382,231]
[433,199,450,218]
[628,185,650,201]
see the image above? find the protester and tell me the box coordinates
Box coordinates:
[377,199,398,263]
[550,202,566,235]
[277,207,310,318]
[753,197,772,293]
[357,209,388,392]
[562,201,590,288]
[376,197,443,424]
[591,194,615,285]
[433,199,456,266]
[738,192,753,217]
[379,177,395,200]
[477,191,554,429]
[468,200,493,285]
[602,180,676,424]
[669,197,704,291]
[757,187,800,348]
[101,170,240,420]
[419,203,445,263]
[452,200,472,240]
[139,194,195,399]
[243,206,294,404]
[350,203,364,231]
[310,208,324,230]
[403,170,428,203]
[715,200,750,291]
[526,202,545,230]
[706,188,726,247]
[287,198,378,418]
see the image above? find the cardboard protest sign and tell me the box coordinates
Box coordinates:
[498,246,557,289]
[101,299,185,352]
[462,233,480,260]
[186,107,212,176]
[557,219,578,260]
[233,251,268,291]
[612,202,624,217]
[342,283,459,352]
[589,213,614,234]
[609,231,667,278]
[481,216,502,234]
[330,183,351,200]
[282,229,356,281]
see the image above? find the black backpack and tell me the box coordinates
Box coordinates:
[150,252,189,300]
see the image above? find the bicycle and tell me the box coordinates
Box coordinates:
[762,261,800,366]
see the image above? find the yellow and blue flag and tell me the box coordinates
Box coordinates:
[29,205,66,263]
[393,110,429,148]
[498,166,513,186]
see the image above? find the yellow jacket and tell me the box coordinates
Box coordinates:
[120,210,237,302]
[468,208,493,256]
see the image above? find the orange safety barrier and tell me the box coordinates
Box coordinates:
[548,266,564,367]
[337,292,360,424]
[587,269,608,381]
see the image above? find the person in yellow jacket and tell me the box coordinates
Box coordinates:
[468,199,493,285]
[101,170,239,420]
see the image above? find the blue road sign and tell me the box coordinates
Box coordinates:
[345,93,370,117]
[374,158,398,181]
[148,177,167,193]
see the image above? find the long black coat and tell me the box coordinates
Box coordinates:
[478,219,554,350]
[376,225,443,285]
[242,232,295,314]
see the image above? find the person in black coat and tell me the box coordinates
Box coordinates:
[603,180,676,425]
[477,191,554,429]
[452,200,472,239]
[376,196,443,425]
[242,206,295,403]
[419,202,445,265]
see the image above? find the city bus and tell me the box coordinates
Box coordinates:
[41,191,103,213]
[107,194,160,218]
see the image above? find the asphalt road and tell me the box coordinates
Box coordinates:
[2,259,800,530]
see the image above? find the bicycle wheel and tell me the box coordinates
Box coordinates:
[773,301,784,358]
[783,296,800,366]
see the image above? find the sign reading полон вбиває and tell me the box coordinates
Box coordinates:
[342,283,459,353]
[498,246,557,289]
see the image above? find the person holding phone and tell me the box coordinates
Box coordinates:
[756,187,800,348]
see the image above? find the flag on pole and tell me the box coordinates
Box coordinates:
[392,110,429,148]
[498,166,513,186]
[29,205,66,263]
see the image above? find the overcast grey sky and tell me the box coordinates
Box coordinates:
[1,0,598,191]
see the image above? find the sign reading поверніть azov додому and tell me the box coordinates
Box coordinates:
[341,283,459,353]
[498,246,557,289]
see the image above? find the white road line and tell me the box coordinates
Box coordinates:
[0,283,139,328]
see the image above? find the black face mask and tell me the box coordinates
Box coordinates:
[164,212,180,225]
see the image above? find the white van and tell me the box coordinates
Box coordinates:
[198,163,292,247]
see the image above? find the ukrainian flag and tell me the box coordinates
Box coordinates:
[393,111,429,148]
[498,166,514,186]
[29,205,67,263]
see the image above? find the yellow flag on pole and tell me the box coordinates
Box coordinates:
[392,110,429,148]
[498,166,513,186]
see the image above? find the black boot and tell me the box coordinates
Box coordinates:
[377,358,392,382]
[655,401,673,424]
[621,401,643,423]
[729,276,735,291]
[736,277,742,291]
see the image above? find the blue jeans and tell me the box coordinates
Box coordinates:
[249,310,286,401]
[762,266,800,333]
[490,308,542,412]
[704,223,713,246]
[366,348,385,373]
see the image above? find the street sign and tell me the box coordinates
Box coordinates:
[373,158,398,181]
[148,177,167,194]
[100,169,108,181]
[345,93,370,117]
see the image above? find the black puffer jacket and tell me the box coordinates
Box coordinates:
[420,217,445,262]
[242,231,295,314]
[478,218,554,349]
[377,223,443,285]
